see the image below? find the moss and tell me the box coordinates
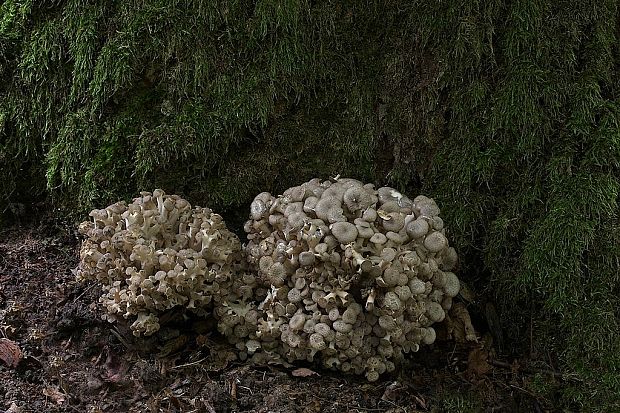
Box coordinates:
[433,390,483,413]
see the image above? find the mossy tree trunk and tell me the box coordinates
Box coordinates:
[1,0,618,409]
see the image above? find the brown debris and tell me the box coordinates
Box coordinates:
[0,220,555,412]
[291,367,320,377]
[467,347,492,378]
[445,302,478,342]
[0,338,22,368]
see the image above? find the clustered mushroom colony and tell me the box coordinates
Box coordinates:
[77,178,461,381]
[241,178,460,380]
[76,190,245,336]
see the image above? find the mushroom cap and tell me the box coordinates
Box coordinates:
[426,301,445,322]
[366,356,382,370]
[298,251,315,266]
[370,232,387,244]
[382,212,406,232]
[440,247,458,271]
[330,221,358,244]
[107,202,127,215]
[342,308,358,324]
[324,307,337,320]
[314,196,342,221]
[314,322,331,337]
[246,339,261,353]
[406,218,429,239]
[414,196,440,217]
[431,216,444,230]
[283,185,306,202]
[259,256,274,272]
[423,231,448,253]
[386,231,408,244]
[442,271,460,297]
[378,201,401,214]
[378,315,397,331]
[343,186,377,213]
[266,262,286,286]
[383,267,401,287]
[333,320,353,333]
[382,291,402,312]
[250,200,268,220]
[366,370,380,382]
[287,288,303,303]
[309,333,327,350]
[289,313,306,331]
[394,285,412,301]
[287,211,308,230]
[380,247,397,262]
[356,225,375,239]
[362,207,377,222]
[326,208,346,223]
[303,196,319,214]
[377,187,403,205]
[422,327,436,345]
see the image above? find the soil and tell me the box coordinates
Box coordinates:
[0,218,555,413]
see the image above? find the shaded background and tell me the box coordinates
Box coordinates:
[1,0,618,409]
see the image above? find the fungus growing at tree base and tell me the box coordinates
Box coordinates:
[76,180,465,382]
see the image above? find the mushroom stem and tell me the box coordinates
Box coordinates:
[365,288,376,311]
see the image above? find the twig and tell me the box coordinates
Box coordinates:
[238,385,253,395]
[311,395,388,412]
[488,358,576,380]
[109,328,131,349]
[378,398,407,412]
[171,357,209,370]
[72,283,96,303]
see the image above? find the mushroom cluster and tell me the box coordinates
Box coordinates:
[76,181,462,382]
[243,178,460,381]
[76,190,243,336]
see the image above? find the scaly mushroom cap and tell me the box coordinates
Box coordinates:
[343,186,377,213]
[330,221,358,244]
[442,271,460,297]
[423,231,448,253]
[406,218,429,239]
[382,212,406,232]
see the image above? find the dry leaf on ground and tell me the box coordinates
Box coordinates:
[467,347,492,377]
[43,386,66,405]
[291,367,320,377]
[0,338,23,368]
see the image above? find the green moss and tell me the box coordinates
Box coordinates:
[434,390,483,413]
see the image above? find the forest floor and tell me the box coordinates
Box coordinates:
[0,218,558,413]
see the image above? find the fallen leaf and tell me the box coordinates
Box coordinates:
[380,381,403,401]
[0,338,23,368]
[291,367,320,377]
[5,402,22,413]
[412,394,427,409]
[157,335,188,357]
[467,347,492,377]
[102,348,129,383]
[43,386,66,405]
[206,349,237,371]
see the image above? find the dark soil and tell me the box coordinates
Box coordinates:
[0,219,556,412]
